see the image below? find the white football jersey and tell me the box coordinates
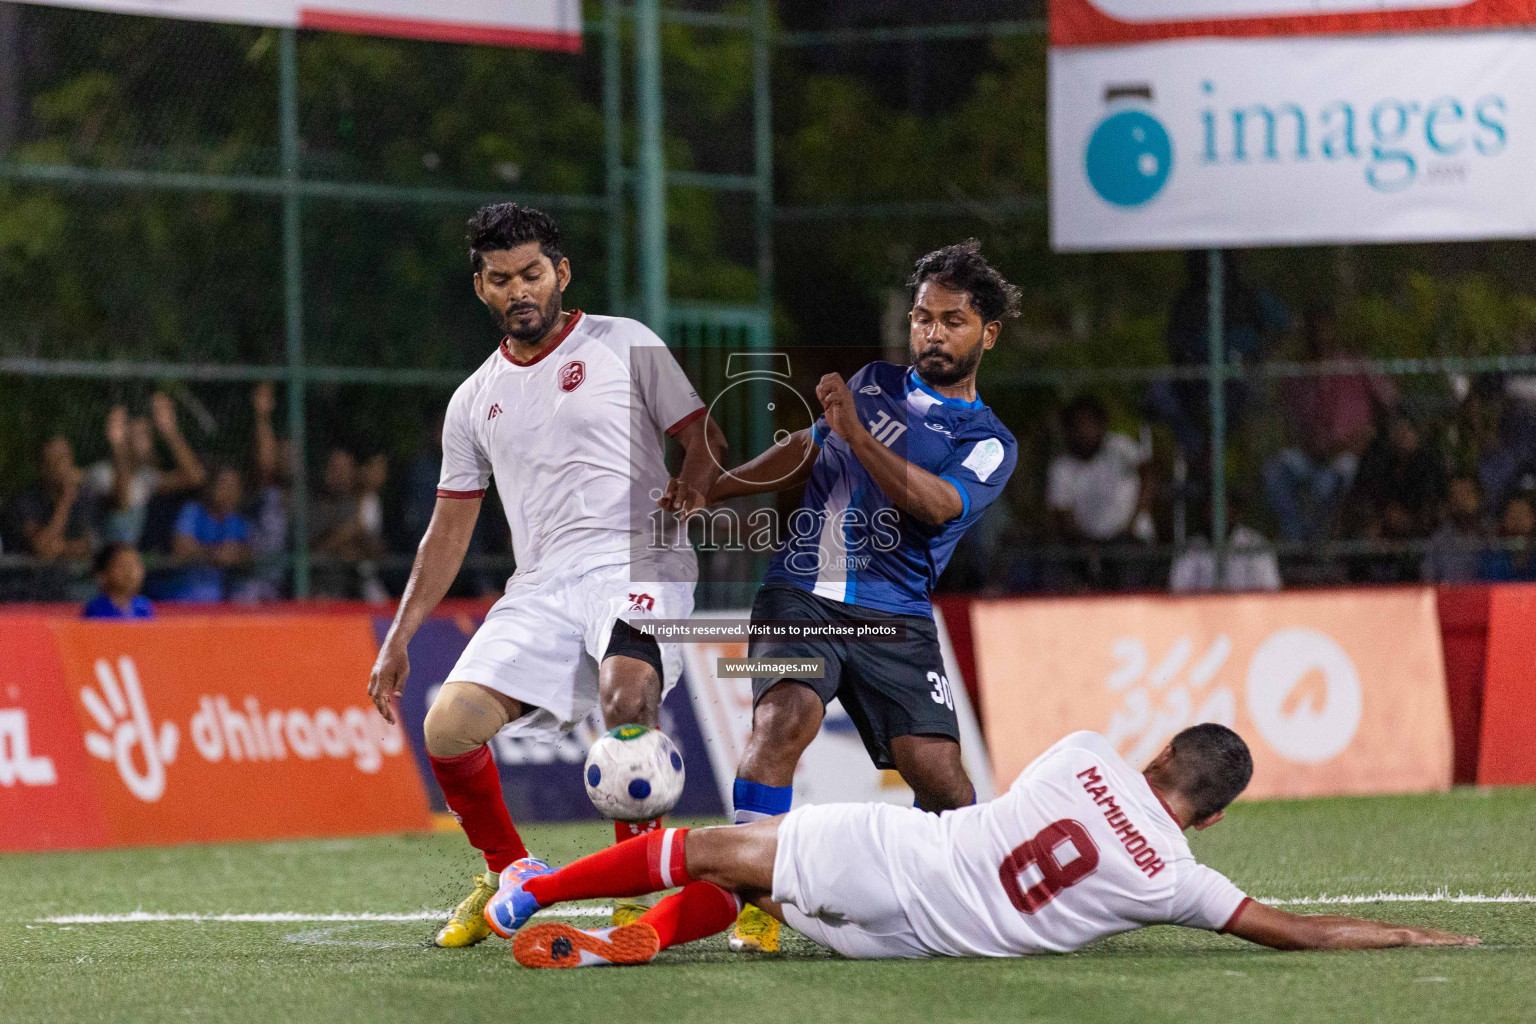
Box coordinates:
[882,731,1250,956]
[437,311,705,586]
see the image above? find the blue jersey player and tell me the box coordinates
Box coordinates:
[707,240,1020,951]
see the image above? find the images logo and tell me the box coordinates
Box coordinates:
[1085,85,1173,208]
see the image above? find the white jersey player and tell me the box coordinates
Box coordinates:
[368,203,724,949]
[490,724,1479,967]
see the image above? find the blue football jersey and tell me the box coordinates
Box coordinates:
[762,361,1017,616]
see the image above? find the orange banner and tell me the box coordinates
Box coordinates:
[974,589,1452,800]
[0,615,430,851]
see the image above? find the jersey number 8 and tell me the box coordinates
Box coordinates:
[999,819,1101,914]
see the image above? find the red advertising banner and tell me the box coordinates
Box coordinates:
[0,615,431,851]
[0,617,109,851]
[1053,0,1536,46]
[973,589,1453,799]
[1477,584,1536,785]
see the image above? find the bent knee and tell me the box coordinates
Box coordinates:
[599,685,656,729]
[752,683,824,748]
[893,742,974,811]
[423,681,514,759]
[910,774,975,813]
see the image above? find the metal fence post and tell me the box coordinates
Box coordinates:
[280,28,310,598]
[602,0,625,316]
[1207,248,1226,582]
[634,0,667,332]
[750,0,774,455]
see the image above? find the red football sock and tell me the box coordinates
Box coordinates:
[524,827,692,905]
[615,818,663,845]
[637,882,742,950]
[428,746,527,874]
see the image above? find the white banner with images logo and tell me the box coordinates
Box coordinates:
[1050,33,1536,251]
[18,0,582,50]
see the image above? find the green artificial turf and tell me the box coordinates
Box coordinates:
[3,788,1534,1023]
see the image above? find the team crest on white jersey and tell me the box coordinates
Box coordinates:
[558,360,586,392]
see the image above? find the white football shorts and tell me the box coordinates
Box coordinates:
[446,563,694,739]
[772,802,931,959]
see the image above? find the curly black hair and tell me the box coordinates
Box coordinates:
[466,203,565,271]
[907,239,1022,325]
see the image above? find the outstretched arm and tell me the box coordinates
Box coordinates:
[709,428,819,503]
[368,495,481,723]
[817,373,963,526]
[151,392,207,494]
[1225,900,1479,951]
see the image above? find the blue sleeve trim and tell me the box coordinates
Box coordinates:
[939,474,970,519]
[810,421,828,447]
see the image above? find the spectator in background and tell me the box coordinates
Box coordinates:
[83,393,205,547]
[1152,251,1288,475]
[355,452,390,603]
[1450,375,1536,515]
[82,542,153,619]
[1346,408,1447,584]
[1480,486,1536,582]
[6,435,93,600]
[1047,395,1155,589]
[1349,410,1446,538]
[310,448,386,598]
[1168,492,1281,594]
[235,382,292,602]
[1423,476,1489,584]
[1262,312,1398,543]
[163,466,252,602]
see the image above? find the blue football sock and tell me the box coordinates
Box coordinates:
[732,778,792,824]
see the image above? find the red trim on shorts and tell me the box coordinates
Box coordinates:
[1221,897,1255,934]
[436,488,486,499]
[665,406,706,436]
[500,310,583,367]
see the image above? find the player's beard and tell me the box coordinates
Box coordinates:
[497,288,564,343]
[913,340,983,387]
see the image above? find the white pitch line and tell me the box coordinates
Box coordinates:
[1262,892,1536,906]
[30,893,1536,925]
[34,907,614,924]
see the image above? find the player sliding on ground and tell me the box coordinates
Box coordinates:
[484,725,1478,967]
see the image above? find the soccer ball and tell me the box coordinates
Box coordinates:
[583,724,686,822]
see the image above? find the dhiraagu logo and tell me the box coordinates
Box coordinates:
[1085,85,1173,207]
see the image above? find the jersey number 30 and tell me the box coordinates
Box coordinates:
[999,819,1100,914]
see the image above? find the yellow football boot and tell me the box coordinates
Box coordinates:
[610,899,652,928]
[434,870,499,948]
[728,903,780,953]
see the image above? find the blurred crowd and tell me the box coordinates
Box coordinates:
[0,382,507,612]
[10,259,1536,610]
[945,253,1536,597]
